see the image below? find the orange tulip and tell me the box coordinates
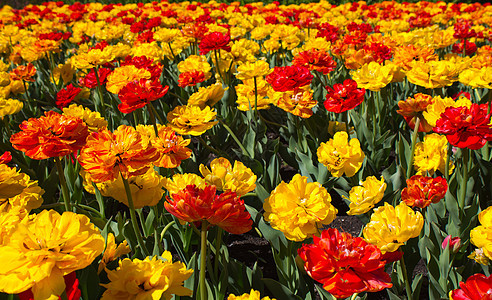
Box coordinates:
[165,184,252,234]
[78,125,158,183]
[10,111,89,160]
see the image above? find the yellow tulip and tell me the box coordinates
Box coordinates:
[345,176,386,215]
[317,131,365,178]
[263,174,337,242]
[363,202,423,253]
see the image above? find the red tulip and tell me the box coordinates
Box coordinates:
[298,228,392,299]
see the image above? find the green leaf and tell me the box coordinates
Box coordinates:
[144,209,155,237]
[411,274,424,298]
[78,265,100,300]
[262,278,302,300]
[315,285,335,300]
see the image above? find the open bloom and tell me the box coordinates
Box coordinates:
[177,55,211,85]
[0,164,44,214]
[56,84,90,108]
[351,62,393,91]
[423,96,471,128]
[83,168,165,209]
[18,272,81,300]
[62,104,107,132]
[317,131,365,177]
[401,175,447,208]
[0,210,104,299]
[165,185,252,234]
[460,67,492,89]
[433,103,492,150]
[10,63,36,82]
[98,233,131,274]
[292,49,337,75]
[414,133,454,176]
[78,125,158,183]
[345,176,386,215]
[397,93,434,132]
[101,252,193,300]
[178,70,207,88]
[142,125,192,169]
[263,174,337,242]
[363,202,423,253]
[200,157,256,197]
[273,88,317,118]
[406,60,459,89]
[106,65,151,94]
[199,31,231,55]
[167,105,218,136]
[228,289,276,300]
[162,173,207,196]
[468,248,490,265]
[471,206,492,260]
[298,228,392,299]
[10,111,89,160]
[188,83,224,109]
[266,65,313,92]
[0,98,23,119]
[236,78,273,111]
[323,79,365,113]
[118,79,169,113]
[236,60,272,81]
[449,274,492,300]
[72,47,115,69]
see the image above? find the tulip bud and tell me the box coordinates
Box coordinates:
[442,235,461,253]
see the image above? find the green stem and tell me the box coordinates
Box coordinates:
[214,227,223,276]
[242,192,257,198]
[167,91,187,103]
[121,175,150,257]
[445,142,452,182]
[214,49,224,84]
[400,255,413,300]
[458,148,469,210]
[258,112,287,129]
[200,220,209,300]
[22,79,32,103]
[149,101,165,124]
[137,209,148,238]
[314,72,326,86]
[160,220,176,242]
[253,76,259,123]
[406,117,421,180]
[75,204,104,218]
[93,66,106,116]
[147,104,159,136]
[218,118,251,158]
[342,110,349,133]
[39,203,65,209]
[48,52,59,92]
[54,156,72,212]
[462,38,467,58]
[167,42,176,59]
[152,206,163,255]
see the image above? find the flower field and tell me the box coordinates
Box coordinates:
[1,0,492,299]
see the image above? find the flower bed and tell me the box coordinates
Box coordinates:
[0,1,492,299]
